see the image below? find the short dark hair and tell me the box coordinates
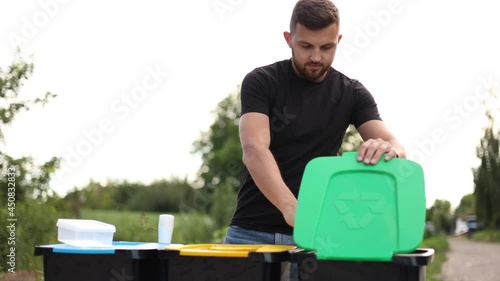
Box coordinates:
[290,0,340,34]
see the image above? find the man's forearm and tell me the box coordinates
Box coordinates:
[242,147,297,219]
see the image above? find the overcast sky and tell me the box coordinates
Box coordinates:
[1,0,499,208]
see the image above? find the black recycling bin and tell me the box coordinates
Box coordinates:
[34,242,162,281]
[158,244,296,281]
[291,248,434,281]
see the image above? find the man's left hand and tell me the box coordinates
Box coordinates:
[357,138,399,164]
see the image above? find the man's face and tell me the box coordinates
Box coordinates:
[284,23,342,82]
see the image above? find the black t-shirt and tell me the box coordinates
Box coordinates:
[230,59,382,234]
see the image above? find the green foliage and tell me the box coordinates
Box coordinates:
[0,49,60,203]
[189,87,243,232]
[339,125,363,154]
[208,183,237,229]
[420,235,449,281]
[110,180,143,210]
[473,109,500,228]
[0,48,56,141]
[128,179,196,212]
[470,229,500,243]
[420,234,449,253]
[0,199,58,272]
[79,209,159,242]
[427,199,452,235]
[192,88,243,194]
[0,154,59,202]
[171,212,220,243]
[423,228,434,239]
[454,193,476,219]
[0,50,61,273]
[80,209,220,244]
[64,178,196,213]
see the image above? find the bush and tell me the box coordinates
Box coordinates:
[470,229,500,243]
[209,184,237,229]
[0,199,58,272]
[172,212,218,243]
[80,209,219,244]
[420,235,449,281]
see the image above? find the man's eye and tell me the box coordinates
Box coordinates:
[301,45,311,49]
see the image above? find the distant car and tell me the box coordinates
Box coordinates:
[465,215,483,238]
[466,219,478,230]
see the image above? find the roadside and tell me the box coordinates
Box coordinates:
[439,236,500,281]
[1,271,36,281]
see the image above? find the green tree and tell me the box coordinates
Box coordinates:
[0,49,58,201]
[192,88,242,192]
[427,199,452,235]
[454,193,476,219]
[473,109,500,228]
[191,88,241,228]
[0,50,60,272]
[63,177,197,213]
[128,178,195,212]
[0,50,55,142]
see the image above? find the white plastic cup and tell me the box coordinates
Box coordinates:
[158,214,174,244]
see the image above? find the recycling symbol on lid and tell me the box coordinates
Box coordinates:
[334,192,387,230]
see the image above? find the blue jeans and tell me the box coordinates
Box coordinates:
[224,225,299,281]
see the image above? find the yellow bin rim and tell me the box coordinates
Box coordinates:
[165,244,297,258]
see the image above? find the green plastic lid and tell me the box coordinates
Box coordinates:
[294,152,426,261]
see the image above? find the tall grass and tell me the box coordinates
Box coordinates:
[420,235,449,281]
[80,209,225,244]
[470,229,500,243]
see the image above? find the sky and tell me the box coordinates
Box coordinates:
[1,0,499,209]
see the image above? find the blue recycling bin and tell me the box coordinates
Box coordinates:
[34,242,162,281]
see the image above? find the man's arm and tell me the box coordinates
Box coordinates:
[239,112,297,227]
[356,120,406,164]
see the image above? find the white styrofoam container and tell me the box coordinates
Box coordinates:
[57,219,116,247]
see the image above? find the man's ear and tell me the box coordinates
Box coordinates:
[338,34,343,43]
[283,31,292,48]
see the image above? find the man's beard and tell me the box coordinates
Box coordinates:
[291,51,330,82]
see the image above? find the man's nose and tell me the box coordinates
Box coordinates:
[310,50,321,62]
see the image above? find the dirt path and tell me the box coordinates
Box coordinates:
[440,237,500,281]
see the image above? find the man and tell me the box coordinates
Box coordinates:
[224,0,404,246]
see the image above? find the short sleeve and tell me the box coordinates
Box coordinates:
[350,80,382,128]
[240,69,273,116]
